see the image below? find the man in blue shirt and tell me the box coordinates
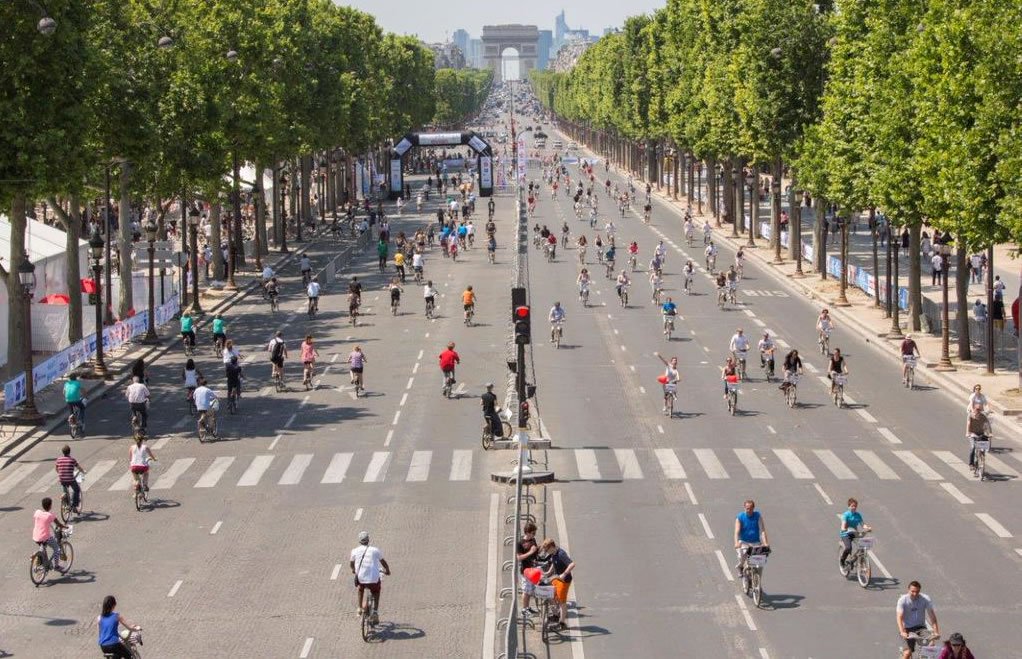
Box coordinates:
[840,497,870,568]
[733,499,769,572]
[661,298,677,317]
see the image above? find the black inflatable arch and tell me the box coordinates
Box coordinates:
[389,131,494,199]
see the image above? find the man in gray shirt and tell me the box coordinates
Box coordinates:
[896,580,940,659]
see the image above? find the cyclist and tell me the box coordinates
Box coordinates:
[182,358,202,408]
[965,404,992,469]
[683,218,695,244]
[897,581,940,659]
[725,265,739,299]
[348,345,367,390]
[265,277,279,308]
[643,200,652,223]
[828,348,848,394]
[221,338,241,365]
[604,244,616,275]
[63,373,86,430]
[211,313,227,354]
[411,250,425,280]
[735,247,745,278]
[626,240,638,267]
[968,384,988,413]
[560,221,570,247]
[485,218,496,238]
[193,378,218,435]
[721,356,739,397]
[938,633,973,659]
[682,260,695,292]
[55,444,86,514]
[839,497,871,570]
[350,531,391,625]
[376,238,388,272]
[128,434,156,493]
[180,311,196,350]
[758,332,776,372]
[486,234,497,260]
[261,264,275,288]
[662,297,678,323]
[97,596,141,659]
[301,335,319,389]
[649,269,663,303]
[487,197,495,219]
[545,231,557,259]
[125,376,150,431]
[702,219,713,245]
[462,286,476,321]
[781,349,803,393]
[481,383,504,439]
[549,302,566,342]
[299,254,312,283]
[307,278,321,315]
[577,269,591,302]
[32,497,67,572]
[423,280,438,316]
[817,308,834,348]
[348,276,363,305]
[655,352,680,414]
[604,219,617,244]
[438,342,460,387]
[394,250,406,282]
[733,499,769,574]
[387,278,403,313]
[615,270,630,303]
[729,328,751,370]
[225,355,243,406]
[900,334,920,385]
[655,240,667,265]
[268,331,287,383]
[705,241,718,271]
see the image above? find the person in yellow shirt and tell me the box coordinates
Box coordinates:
[462,286,476,326]
[394,251,406,282]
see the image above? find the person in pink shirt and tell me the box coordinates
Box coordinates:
[32,497,67,569]
[301,335,319,390]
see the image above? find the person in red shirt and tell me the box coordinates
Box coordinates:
[438,342,460,386]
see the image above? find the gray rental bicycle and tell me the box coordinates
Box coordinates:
[904,628,940,658]
[838,530,874,588]
[970,434,991,481]
[29,525,73,586]
[59,471,84,523]
[739,545,769,608]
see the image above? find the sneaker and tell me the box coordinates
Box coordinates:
[525,607,539,615]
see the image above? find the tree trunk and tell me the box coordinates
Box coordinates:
[5,192,30,363]
[47,195,84,343]
[210,202,225,280]
[787,183,798,260]
[956,244,971,360]
[117,162,134,319]
[723,159,735,230]
[870,208,880,307]
[706,157,717,221]
[271,160,281,247]
[253,161,268,258]
[301,155,312,224]
[770,159,782,259]
[735,160,746,234]
[813,199,826,278]
[909,222,922,332]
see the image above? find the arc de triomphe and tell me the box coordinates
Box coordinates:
[482,24,539,83]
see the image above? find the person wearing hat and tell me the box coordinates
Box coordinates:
[938,632,974,659]
[481,383,503,439]
[900,334,920,386]
[350,532,390,625]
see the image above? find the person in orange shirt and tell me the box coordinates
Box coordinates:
[462,286,477,326]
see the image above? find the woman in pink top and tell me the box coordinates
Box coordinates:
[32,497,67,569]
[301,335,319,390]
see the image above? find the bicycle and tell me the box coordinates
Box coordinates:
[488,248,496,264]
[104,628,143,659]
[227,387,239,414]
[68,407,83,439]
[618,286,628,308]
[360,584,381,642]
[186,388,197,417]
[352,370,365,397]
[273,369,285,393]
[29,525,73,585]
[904,629,941,658]
[350,304,359,327]
[414,267,423,284]
[133,470,152,512]
[628,254,637,271]
[182,338,195,358]
[683,274,693,296]
[308,297,318,319]
[425,298,435,319]
[391,296,400,316]
[725,378,739,415]
[728,285,737,305]
[717,288,727,310]
[531,579,560,644]
[784,375,799,408]
[442,371,455,399]
[130,408,146,440]
[831,374,847,408]
[59,471,85,523]
[303,361,315,391]
[663,314,675,341]
[663,383,677,417]
[734,350,748,381]
[545,243,556,262]
[761,353,775,381]
[579,286,589,307]
[605,261,615,279]
[652,287,663,306]
[738,545,769,608]
[482,410,513,450]
[464,305,474,327]
[818,329,831,355]
[838,530,874,588]
[970,434,991,481]
[706,255,716,273]
[269,293,279,312]
[213,335,225,358]
[904,356,916,389]
[197,407,219,442]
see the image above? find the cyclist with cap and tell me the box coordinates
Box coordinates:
[350,532,391,625]
[938,632,973,659]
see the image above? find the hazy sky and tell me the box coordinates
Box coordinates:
[338,0,666,43]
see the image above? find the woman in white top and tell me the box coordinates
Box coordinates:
[968,384,988,413]
[182,358,202,393]
[129,435,157,492]
[221,339,241,365]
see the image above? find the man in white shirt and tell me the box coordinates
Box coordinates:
[931,252,943,286]
[350,531,391,623]
[193,378,218,437]
[307,280,321,313]
[261,265,274,282]
[729,328,751,361]
[411,252,424,277]
[969,253,984,284]
[299,255,312,279]
[125,376,150,430]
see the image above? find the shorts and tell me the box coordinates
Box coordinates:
[520,574,536,595]
[903,625,926,652]
[213,332,226,342]
[356,580,381,597]
[350,367,364,374]
[552,578,570,603]
[130,465,149,474]
[271,356,284,367]
[464,303,473,311]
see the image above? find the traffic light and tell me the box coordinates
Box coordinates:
[514,305,531,345]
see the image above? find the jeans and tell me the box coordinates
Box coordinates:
[67,401,85,424]
[485,410,503,437]
[61,480,81,511]
[42,535,61,564]
[840,533,856,564]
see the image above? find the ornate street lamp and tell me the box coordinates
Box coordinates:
[15,257,44,424]
[187,207,203,314]
[142,219,160,343]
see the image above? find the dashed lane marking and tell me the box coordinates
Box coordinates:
[167,580,183,598]
[714,549,734,582]
[210,521,222,535]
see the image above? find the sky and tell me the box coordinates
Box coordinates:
[337,0,666,43]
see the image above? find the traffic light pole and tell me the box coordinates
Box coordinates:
[516,340,527,429]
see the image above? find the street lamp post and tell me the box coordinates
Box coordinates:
[319,159,327,222]
[187,207,203,314]
[15,258,44,425]
[88,229,109,378]
[888,221,904,338]
[936,242,956,370]
[142,219,159,343]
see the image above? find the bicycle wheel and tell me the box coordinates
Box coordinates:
[361,592,375,642]
[977,451,986,481]
[59,541,73,573]
[728,392,737,415]
[29,552,47,586]
[60,495,71,524]
[667,394,674,417]
[134,486,143,512]
[751,570,763,608]
[540,599,551,644]
[838,548,851,577]
[856,554,871,588]
[481,424,493,450]
[787,387,797,408]
[741,569,751,596]
[198,419,207,442]
[501,421,513,438]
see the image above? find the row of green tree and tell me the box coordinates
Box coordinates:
[434,69,495,129]
[532,0,1022,342]
[1,0,492,349]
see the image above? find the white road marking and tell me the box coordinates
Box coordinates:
[574,449,601,480]
[481,493,500,659]
[760,649,770,659]
[152,436,172,450]
[932,451,975,480]
[354,507,363,521]
[237,455,274,486]
[892,451,942,480]
[399,393,408,407]
[657,425,665,434]
[854,450,900,480]
[976,513,1012,538]
[813,482,833,505]
[629,365,636,372]
[363,452,391,482]
[284,413,297,428]
[331,353,339,363]
[734,449,772,479]
[392,410,401,426]
[940,482,974,505]
[693,449,729,479]
[743,309,756,317]
[330,564,342,581]
[552,491,586,659]
[210,521,222,535]
[108,471,135,491]
[868,550,893,578]
[613,328,619,335]
[278,454,313,485]
[417,349,423,360]
[172,416,189,430]
[620,345,627,352]
[684,482,698,505]
[766,425,776,434]
[714,549,734,582]
[877,427,903,444]
[985,454,1021,479]
[734,594,757,631]
[384,429,394,447]
[153,458,195,490]
[773,449,814,479]
[638,386,646,394]
[406,377,414,390]
[412,362,419,374]
[405,451,432,482]
[655,449,686,479]
[81,460,116,491]
[752,319,766,327]
[299,638,314,659]
[195,457,235,488]
[268,434,283,450]
[26,470,56,493]
[450,450,472,481]
[855,408,878,423]
[697,513,714,539]
[300,395,310,407]
[803,362,818,373]
[167,580,183,598]
[814,449,858,479]
[614,449,643,479]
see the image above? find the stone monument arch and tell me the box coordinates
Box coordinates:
[482,24,539,83]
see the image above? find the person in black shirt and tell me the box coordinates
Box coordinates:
[781,349,803,392]
[225,356,243,404]
[481,383,503,438]
[540,538,576,629]
[828,348,847,393]
[517,522,539,614]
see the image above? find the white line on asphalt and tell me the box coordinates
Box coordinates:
[703,346,710,353]
[803,362,818,373]
[620,345,626,351]
[284,413,297,429]
[657,425,664,434]
[354,507,363,521]
[450,450,473,481]
[975,513,1013,538]
[552,491,586,659]
[392,410,401,426]
[1016,548,1022,559]
[417,349,424,360]
[425,332,430,339]
[574,449,601,480]
[172,416,189,430]
[362,452,391,483]
[81,460,116,491]
[813,483,833,506]
[814,449,858,479]
[406,377,414,390]
[766,425,776,434]
[893,450,941,480]
[697,513,714,539]
[734,594,757,631]
[330,564,342,581]
[759,649,770,659]
[638,386,646,394]
[854,450,900,479]
[743,309,756,317]
[856,408,878,423]
[412,362,419,374]
[195,458,235,488]
[613,328,619,335]
[614,449,644,479]
[694,449,729,479]
[481,493,499,659]
[167,580,182,598]
[153,458,195,490]
[237,456,274,486]
[331,354,339,363]
[940,482,974,505]
[714,549,734,582]
[734,449,772,479]
[774,449,814,479]
[278,454,313,485]
[210,521,222,535]
[152,436,172,450]
[654,449,686,479]
[406,451,431,482]
[752,319,766,327]
[878,427,903,444]
[384,429,394,447]
[299,637,314,659]
[399,393,408,407]
[300,395,309,407]
[932,451,976,480]
[268,434,283,451]
[868,550,893,579]
[629,365,636,372]
[684,483,699,506]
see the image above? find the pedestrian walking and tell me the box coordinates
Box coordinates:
[931,252,944,286]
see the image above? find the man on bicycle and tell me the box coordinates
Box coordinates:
[733,499,769,573]
[348,276,363,305]
[729,328,751,367]
[462,286,476,319]
[193,378,218,435]
[350,531,391,625]
[180,311,196,349]
[965,403,992,469]
[423,280,438,316]
[268,331,287,383]
[55,445,86,513]
[299,254,312,283]
[615,271,630,301]
[705,241,718,271]
[481,383,504,439]
[64,374,86,430]
[125,376,150,431]
[306,279,321,314]
[225,356,243,406]
[897,581,940,659]
[758,332,776,371]
[438,342,460,386]
[661,297,678,325]
[655,352,680,414]
[900,334,920,385]
[32,497,67,571]
[548,302,566,342]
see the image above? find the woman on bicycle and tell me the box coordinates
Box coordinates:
[221,339,241,365]
[839,498,871,569]
[655,353,680,412]
[128,434,156,493]
[97,595,141,659]
[388,278,403,311]
[211,313,227,354]
[301,335,319,388]
[781,349,803,392]
[348,345,367,390]
[721,356,739,397]
[182,359,202,410]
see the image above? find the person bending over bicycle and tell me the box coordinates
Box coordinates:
[125,376,150,431]
[64,374,86,429]
[481,383,504,439]
[351,531,391,625]
[549,302,566,341]
[734,499,770,574]
[839,497,871,569]
[180,311,196,349]
[268,331,287,383]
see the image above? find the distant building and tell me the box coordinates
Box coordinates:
[555,9,568,50]
[467,38,483,69]
[452,29,470,56]
[424,41,466,70]
[537,30,553,70]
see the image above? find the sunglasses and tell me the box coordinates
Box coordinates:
[950,643,963,648]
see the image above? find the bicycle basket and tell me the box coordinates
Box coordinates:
[746,554,767,567]
[857,536,875,550]
[533,585,556,601]
[210,398,221,412]
[664,383,677,394]
[726,382,739,392]
[833,375,847,386]
[973,439,990,452]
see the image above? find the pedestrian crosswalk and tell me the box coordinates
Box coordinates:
[1,445,1020,496]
